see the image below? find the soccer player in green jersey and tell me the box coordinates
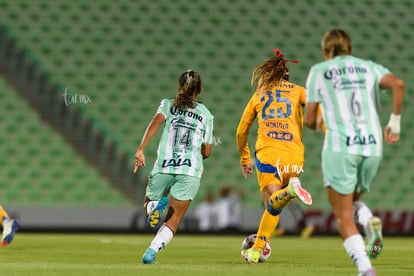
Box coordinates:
[133,70,214,264]
[305,28,404,276]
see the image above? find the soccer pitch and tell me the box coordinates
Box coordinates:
[0,234,413,275]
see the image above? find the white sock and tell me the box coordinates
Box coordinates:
[149,225,174,253]
[343,234,372,272]
[353,201,373,228]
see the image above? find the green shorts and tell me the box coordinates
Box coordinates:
[146,173,201,201]
[322,150,382,195]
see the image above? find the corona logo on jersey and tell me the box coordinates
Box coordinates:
[323,65,367,80]
[170,106,203,122]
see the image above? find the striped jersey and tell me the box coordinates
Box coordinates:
[306,55,390,156]
[237,80,306,165]
[151,99,214,177]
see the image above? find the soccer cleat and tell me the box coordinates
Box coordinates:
[1,219,19,246]
[147,197,169,229]
[365,216,383,258]
[357,268,376,276]
[142,248,157,264]
[241,247,260,264]
[287,177,312,206]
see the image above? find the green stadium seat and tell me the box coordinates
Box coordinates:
[0,75,131,207]
[0,0,412,210]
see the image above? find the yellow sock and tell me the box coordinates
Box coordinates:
[253,210,280,252]
[269,188,292,211]
[0,206,9,224]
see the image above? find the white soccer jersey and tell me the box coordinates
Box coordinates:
[151,99,214,177]
[306,55,390,156]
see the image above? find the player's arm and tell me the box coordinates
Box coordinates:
[201,143,211,159]
[379,73,404,144]
[133,113,166,173]
[316,104,326,133]
[380,73,404,116]
[305,67,322,131]
[305,102,319,130]
[236,104,256,161]
[236,107,255,178]
[202,114,214,159]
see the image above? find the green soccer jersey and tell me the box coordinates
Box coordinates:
[306,55,390,156]
[151,99,214,177]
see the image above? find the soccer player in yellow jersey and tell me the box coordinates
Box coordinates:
[237,49,312,264]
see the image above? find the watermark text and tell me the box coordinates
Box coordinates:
[63,86,92,106]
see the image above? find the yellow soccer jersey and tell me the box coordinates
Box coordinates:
[237,80,306,165]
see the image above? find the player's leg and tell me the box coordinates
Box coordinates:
[144,173,172,229]
[145,197,170,229]
[354,156,383,258]
[243,151,307,263]
[254,151,291,215]
[142,175,200,264]
[327,188,360,239]
[142,197,191,264]
[267,153,311,212]
[242,182,280,264]
[353,198,382,258]
[327,188,373,274]
[323,151,374,275]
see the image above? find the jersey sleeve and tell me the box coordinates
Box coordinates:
[203,113,214,145]
[305,66,322,103]
[370,61,391,85]
[156,99,171,117]
[236,95,257,165]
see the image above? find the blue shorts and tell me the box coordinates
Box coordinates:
[146,173,201,201]
[322,150,382,195]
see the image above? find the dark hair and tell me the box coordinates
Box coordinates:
[174,70,202,109]
[251,56,288,90]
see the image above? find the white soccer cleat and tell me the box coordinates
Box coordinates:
[1,219,19,246]
[365,216,383,258]
[287,177,312,206]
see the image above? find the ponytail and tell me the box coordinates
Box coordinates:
[174,70,202,109]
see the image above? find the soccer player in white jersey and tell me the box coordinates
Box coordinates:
[133,70,214,264]
[305,28,404,276]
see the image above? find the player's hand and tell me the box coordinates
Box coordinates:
[384,126,400,144]
[133,149,145,173]
[241,164,253,179]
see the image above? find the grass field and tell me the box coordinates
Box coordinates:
[0,233,413,275]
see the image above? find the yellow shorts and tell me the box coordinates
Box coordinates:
[255,148,304,192]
